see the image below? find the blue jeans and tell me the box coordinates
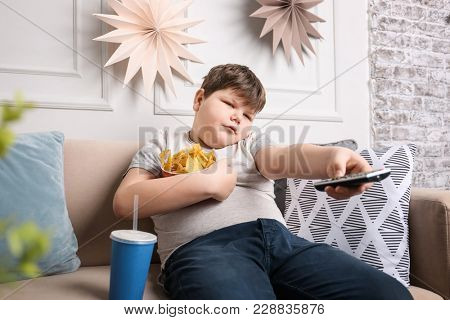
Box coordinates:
[160,218,413,300]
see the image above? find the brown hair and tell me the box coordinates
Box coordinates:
[200,64,266,114]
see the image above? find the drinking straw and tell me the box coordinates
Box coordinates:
[133,194,138,231]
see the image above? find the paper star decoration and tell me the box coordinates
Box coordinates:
[93,0,205,95]
[250,0,325,64]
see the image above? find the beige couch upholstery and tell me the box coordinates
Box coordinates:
[1,139,448,300]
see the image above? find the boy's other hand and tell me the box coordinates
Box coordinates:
[203,158,237,201]
[324,148,374,200]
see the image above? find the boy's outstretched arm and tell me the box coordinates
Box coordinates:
[255,144,374,200]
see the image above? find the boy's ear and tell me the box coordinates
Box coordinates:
[193,89,205,112]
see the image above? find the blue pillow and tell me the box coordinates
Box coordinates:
[0,131,80,281]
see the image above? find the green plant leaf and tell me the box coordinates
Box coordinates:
[13,92,24,106]
[6,222,51,261]
[0,220,8,235]
[0,92,40,282]
[1,221,50,282]
[18,261,41,278]
[0,216,14,238]
[0,268,18,283]
[2,105,24,122]
[0,127,15,157]
[13,92,33,110]
[6,227,24,257]
[0,92,33,158]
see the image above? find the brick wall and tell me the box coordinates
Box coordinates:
[369,0,450,189]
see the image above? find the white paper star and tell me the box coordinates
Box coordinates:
[93,0,205,95]
[250,0,325,64]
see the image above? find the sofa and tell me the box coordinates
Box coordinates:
[0,138,448,300]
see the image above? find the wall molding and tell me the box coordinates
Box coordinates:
[0,0,112,111]
[0,0,79,78]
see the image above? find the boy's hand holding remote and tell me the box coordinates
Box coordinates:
[323,147,374,200]
[256,144,374,201]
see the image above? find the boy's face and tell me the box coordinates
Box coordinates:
[192,88,256,149]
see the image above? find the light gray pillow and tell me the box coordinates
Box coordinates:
[284,144,417,286]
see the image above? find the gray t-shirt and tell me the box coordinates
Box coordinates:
[126,128,286,269]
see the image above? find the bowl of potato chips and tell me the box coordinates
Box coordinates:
[159,143,217,177]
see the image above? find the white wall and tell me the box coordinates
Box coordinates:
[2,0,370,147]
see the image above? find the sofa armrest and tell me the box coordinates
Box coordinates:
[409,188,450,299]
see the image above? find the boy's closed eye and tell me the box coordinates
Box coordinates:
[223,100,253,120]
[223,99,235,108]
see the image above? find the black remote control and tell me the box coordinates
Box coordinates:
[313,168,391,192]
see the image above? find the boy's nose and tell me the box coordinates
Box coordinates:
[231,113,242,124]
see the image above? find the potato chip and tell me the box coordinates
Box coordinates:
[160,144,216,174]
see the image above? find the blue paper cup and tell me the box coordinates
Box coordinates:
[109,230,157,300]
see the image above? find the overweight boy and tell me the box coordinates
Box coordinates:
[113,64,412,300]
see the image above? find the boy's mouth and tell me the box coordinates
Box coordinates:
[223,125,237,135]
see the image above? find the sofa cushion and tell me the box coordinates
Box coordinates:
[408,286,444,300]
[63,139,157,266]
[284,144,416,287]
[0,131,80,281]
[0,264,440,300]
[409,188,450,300]
[0,264,168,299]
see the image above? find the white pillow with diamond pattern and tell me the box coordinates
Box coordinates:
[284,144,417,287]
